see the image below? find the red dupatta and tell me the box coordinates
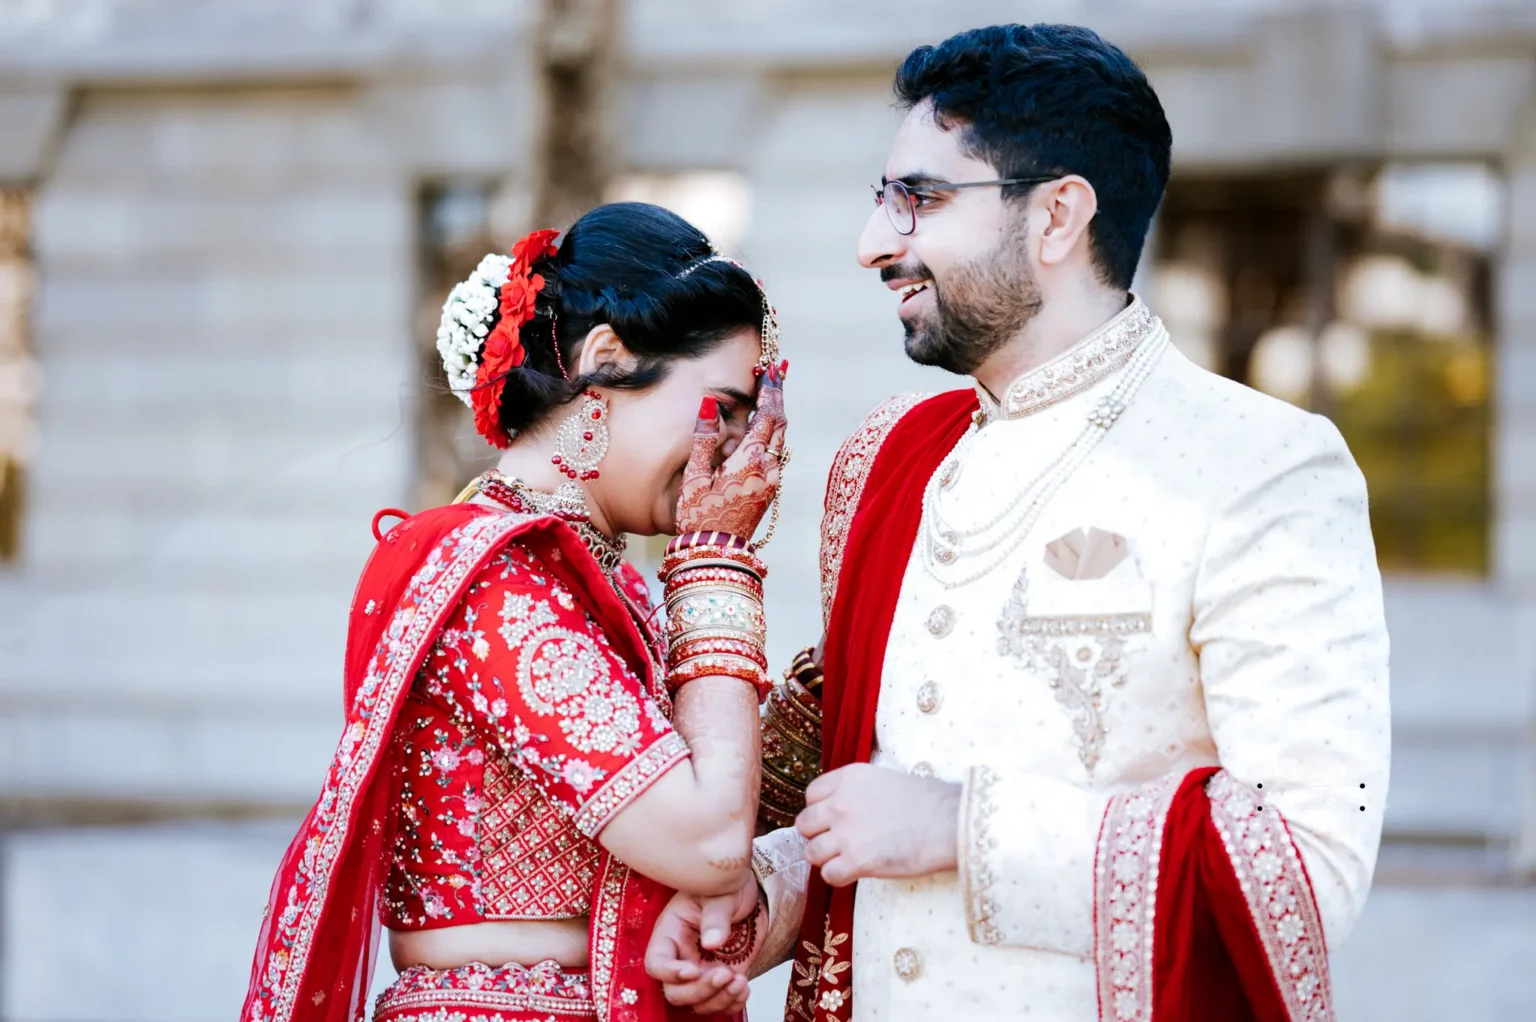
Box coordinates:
[242,503,687,1022]
[792,390,1334,1022]
[790,389,978,1022]
[1095,766,1336,1021]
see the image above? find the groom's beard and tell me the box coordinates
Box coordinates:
[898,226,1043,376]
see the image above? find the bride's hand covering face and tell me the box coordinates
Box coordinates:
[674,362,788,537]
[581,326,786,539]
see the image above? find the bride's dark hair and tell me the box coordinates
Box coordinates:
[495,202,764,436]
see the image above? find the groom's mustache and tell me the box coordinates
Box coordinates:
[880,263,934,286]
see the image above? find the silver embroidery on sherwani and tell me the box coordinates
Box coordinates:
[997,566,1151,772]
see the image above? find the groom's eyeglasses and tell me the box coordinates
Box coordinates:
[872,176,1060,236]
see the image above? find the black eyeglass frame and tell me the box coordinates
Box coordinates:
[872,176,1060,235]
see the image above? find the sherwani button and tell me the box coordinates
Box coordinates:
[893,947,923,982]
[926,606,955,637]
[939,458,961,489]
[915,681,942,714]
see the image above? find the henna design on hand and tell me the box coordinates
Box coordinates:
[675,366,788,538]
[700,906,759,967]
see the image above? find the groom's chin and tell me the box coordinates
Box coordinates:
[904,325,974,376]
[903,323,945,367]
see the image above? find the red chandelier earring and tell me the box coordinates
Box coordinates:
[551,389,609,481]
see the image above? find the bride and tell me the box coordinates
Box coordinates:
[244,202,788,1022]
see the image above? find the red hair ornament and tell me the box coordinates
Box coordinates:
[470,228,562,449]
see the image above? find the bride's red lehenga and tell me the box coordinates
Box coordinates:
[242,492,713,1022]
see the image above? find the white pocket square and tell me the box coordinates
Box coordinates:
[1044,527,1129,580]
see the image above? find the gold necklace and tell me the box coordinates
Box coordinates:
[466,470,628,576]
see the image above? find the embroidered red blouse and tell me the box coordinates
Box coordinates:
[380,537,686,930]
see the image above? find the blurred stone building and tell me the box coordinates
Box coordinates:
[1,1,1534,1019]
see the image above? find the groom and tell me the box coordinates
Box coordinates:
[649,23,1388,1022]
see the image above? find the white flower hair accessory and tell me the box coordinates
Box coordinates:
[434,228,561,449]
[436,252,513,409]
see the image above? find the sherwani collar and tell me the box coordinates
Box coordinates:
[976,294,1159,422]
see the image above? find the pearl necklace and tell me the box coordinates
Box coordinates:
[920,325,1169,590]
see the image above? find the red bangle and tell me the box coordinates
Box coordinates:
[660,545,767,582]
[667,531,753,556]
[664,566,764,601]
[667,656,772,702]
[787,646,824,697]
[667,636,770,672]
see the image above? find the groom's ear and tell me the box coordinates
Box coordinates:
[1036,175,1099,269]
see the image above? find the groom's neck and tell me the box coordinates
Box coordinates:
[973,284,1129,402]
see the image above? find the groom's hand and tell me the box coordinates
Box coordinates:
[797,763,961,887]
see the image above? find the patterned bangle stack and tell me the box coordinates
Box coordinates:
[758,645,825,831]
[661,533,772,701]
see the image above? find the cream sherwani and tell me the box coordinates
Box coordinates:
[756,297,1390,1021]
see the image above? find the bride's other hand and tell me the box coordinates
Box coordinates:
[675,363,788,538]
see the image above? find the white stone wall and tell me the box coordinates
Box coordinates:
[0,85,417,804]
[1,2,1535,1019]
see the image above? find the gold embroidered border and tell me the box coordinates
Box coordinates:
[1206,771,1336,1021]
[375,987,597,1020]
[588,859,629,1020]
[818,393,929,625]
[265,512,532,1022]
[959,765,1003,945]
[1092,771,1182,1022]
[998,298,1157,419]
[1013,612,1152,637]
[573,730,691,838]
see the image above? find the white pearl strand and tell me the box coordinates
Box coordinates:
[920,325,1169,590]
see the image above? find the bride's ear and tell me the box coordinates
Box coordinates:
[575,323,638,377]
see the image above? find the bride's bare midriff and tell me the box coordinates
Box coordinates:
[388,917,591,972]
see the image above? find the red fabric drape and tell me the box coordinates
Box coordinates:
[1148,768,1306,1022]
[243,503,705,1022]
[791,389,979,1022]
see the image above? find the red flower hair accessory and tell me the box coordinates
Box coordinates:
[437,228,561,449]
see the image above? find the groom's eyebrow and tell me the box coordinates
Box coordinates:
[882,172,949,188]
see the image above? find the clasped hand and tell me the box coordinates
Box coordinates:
[643,762,961,1012]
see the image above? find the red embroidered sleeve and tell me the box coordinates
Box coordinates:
[418,541,689,839]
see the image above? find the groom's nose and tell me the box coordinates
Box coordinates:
[858,204,907,270]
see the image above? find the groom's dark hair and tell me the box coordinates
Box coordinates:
[895,24,1171,291]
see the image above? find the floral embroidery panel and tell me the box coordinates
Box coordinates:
[997,566,1151,773]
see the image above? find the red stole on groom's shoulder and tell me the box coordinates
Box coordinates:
[789,389,1334,1022]
[789,389,978,1022]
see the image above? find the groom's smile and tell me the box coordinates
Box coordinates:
[887,273,937,318]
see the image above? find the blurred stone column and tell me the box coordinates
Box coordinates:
[0,85,63,565]
[1504,94,1536,873]
[533,0,620,229]
[0,189,36,561]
